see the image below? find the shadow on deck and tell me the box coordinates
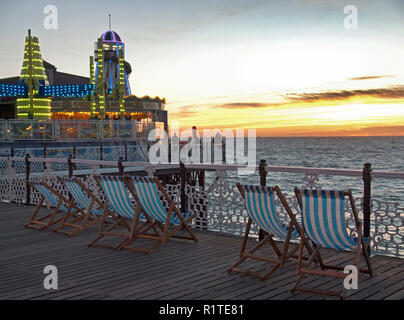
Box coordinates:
[0,203,403,300]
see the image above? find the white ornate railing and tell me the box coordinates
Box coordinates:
[0,119,160,141]
[0,143,151,174]
[0,157,403,258]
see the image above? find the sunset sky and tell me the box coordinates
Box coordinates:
[1,0,404,136]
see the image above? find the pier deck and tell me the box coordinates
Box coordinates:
[1,202,403,300]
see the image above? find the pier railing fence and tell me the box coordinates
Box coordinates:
[0,119,160,141]
[0,156,403,259]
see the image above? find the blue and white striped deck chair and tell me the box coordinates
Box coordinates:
[55,177,104,237]
[293,188,373,299]
[26,181,71,231]
[228,183,312,280]
[88,175,150,250]
[122,176,198,254]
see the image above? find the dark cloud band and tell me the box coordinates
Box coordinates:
[349,75,395,81]
[283,86,404,102]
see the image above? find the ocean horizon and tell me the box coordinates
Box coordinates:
[205,136,404,205]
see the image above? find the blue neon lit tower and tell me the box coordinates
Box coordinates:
[94,30,132,98]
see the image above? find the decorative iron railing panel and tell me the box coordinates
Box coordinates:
[0,120,5,142]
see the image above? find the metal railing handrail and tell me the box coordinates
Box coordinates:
[1,156,404,180]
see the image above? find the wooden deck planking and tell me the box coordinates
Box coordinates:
[0,202,403,300]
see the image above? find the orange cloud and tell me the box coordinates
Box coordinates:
[349,75,395,81]
[167,85,404,137]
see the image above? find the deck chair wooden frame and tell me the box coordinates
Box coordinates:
[88,175,154,250]
[25,181,70,231]
[54,177,104,237]
[292,188,373,299]
[228,183,313,281]
[121,176,198,254]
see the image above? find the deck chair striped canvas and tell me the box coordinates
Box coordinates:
[55,177,104,237]
[25,182,71,231]
[89,176,151,249]
[228,184,312,280]
[292,188,373,299]
[122,176,198,254]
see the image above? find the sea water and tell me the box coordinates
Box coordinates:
[206,136,404,205]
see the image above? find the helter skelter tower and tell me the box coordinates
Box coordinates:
[17,30,51,119]
[92,17,132,119]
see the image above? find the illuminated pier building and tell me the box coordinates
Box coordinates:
[0,29,167,127]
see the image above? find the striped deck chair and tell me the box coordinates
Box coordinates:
[228,184,312,280]
[25,182,71,231]
[292,188,373,299]
[89,176,152,249]
[54,177,104,237]
[122,176,198,254]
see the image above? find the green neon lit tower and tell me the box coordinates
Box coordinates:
[89,56,96,117]
[118,49,125,119]
[95,38,106,119]
[17,29,51,119]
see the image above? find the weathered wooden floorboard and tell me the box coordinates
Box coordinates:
[0,203,403,300]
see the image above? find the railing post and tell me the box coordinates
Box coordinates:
[54,119,59,141]
[67,154,74,177]
[5,120,9,141]
[43,146,47,171]
[258,159,268,241]
[52,119,55,141]
[147,142,151,162]
[118,156,124,176]
[180,162,187,214]
[222,136,226,164]
[168,138,171,163]
[198,169,208,230]
[363,163,372,246]
[97,121,102,140]
[100,142,103,160]
[25,153,31,206]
